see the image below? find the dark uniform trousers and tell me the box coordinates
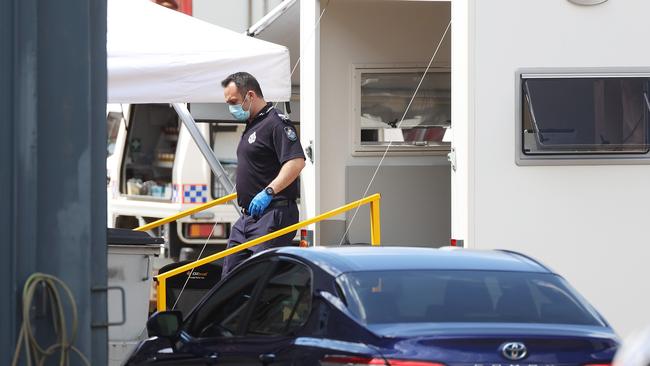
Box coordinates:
[221,200,299,276]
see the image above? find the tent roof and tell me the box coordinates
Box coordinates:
[107,0,291,103]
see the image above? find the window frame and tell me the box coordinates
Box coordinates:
[181,259,275,340]
[516,69,650,166]
[181,256,314,342]
[351,65,452,156]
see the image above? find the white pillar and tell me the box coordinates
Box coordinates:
[300,0,321,243]
[450,0,475,247]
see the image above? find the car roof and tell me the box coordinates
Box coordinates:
[266,246,552,276]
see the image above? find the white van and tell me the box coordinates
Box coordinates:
[106,103,242,258]
[106,101,301,258]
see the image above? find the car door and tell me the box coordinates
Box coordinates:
[150,258,312,366]
[232,258,313,365]
[155,260,273,365]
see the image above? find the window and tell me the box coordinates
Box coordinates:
[355,68,451,154]
[184,261,271,338]
[247,260,312,336]
[519,73,650,163]
[210,123,242,199]
[337,270,603,326]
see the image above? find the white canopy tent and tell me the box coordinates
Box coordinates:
[107,0,293,204]
[107,0,291,103]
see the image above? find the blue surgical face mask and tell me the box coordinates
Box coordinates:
[228,95,251,121]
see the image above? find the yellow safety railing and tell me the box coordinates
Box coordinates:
[134,193,238,232]
[154,193,382,311]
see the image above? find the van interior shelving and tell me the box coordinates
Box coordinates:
[121,104,179,201]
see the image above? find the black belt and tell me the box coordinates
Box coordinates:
[241,199,292,216]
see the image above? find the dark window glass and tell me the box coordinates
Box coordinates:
[184,261,271,338]
[522,77,650,155]
[338,270,603,326]
[247,261,312,336]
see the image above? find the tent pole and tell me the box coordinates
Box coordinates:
[172,103,241,216]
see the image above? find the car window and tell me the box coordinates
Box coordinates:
[337,270,603,326]
[184,261,271,338]
[246,260,312,336]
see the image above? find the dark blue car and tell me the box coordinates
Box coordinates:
[127,246,618,365]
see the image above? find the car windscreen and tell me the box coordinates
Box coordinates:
[337,270,603,326]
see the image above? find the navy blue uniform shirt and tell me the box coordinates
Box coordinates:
[236,103,305,209]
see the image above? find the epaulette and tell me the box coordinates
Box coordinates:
[277,113,293,124]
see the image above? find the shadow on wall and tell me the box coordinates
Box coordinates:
[338,165,451,248]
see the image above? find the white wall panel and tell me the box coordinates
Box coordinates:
[319,0,451,213]
[464,0,650,337]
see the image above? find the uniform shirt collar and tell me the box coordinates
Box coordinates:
[248,102,274,126]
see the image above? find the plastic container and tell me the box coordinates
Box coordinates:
[107,229,163,365]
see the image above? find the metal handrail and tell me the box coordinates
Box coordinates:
[155,193,382,311]
[133,193,238,232]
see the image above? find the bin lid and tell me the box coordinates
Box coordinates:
[107,228,164,245]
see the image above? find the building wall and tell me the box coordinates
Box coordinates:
[193,0,284,32]
[459,0,650,337]
[319,0,452,245]
[1,1,107,363]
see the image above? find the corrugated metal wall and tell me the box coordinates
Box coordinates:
[0,0,107,364]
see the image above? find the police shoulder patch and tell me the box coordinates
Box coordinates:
[284,126,298,141]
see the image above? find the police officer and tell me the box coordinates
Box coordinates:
[220,72,306,276]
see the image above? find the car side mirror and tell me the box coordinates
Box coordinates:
[147,311,182,338]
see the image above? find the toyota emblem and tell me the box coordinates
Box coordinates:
[500,342,528,361]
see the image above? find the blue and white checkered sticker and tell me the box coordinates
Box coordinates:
[172,184,179,202]
[183,184,208,204]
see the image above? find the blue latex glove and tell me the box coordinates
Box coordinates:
[248,189,273,217]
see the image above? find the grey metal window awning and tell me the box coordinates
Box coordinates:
[246,0,300,86]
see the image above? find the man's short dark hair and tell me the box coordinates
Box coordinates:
[221,72,264,99]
